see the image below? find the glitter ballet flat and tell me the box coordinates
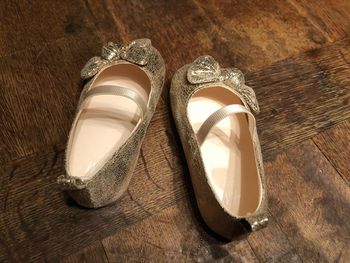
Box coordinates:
[57,39,165,208]
[170,55,268,238]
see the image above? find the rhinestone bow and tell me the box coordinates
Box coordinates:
[81,39,152,79]
[187,55,260,113]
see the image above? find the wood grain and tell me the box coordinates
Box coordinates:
[0,0,96,57]
[247,215,298,262]
[102,199,260,263]
[83,0,343,73]
[288,0,350,41]
[1,0,350,261]
[251,38,350,157]
[60,241,108,263]
[265,140,350,262]
[0,36,101,163]
[195,0,328,70]
[84,0,224,76]
[313,120,350,186]
[102,198,300,263]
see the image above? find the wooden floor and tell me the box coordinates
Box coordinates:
[1,0,350,262]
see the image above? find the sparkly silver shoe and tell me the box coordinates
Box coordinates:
[57,39,165,208]
[170,55,268,238]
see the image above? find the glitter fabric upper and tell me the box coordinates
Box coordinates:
[57,39,165,208]
[170,56,268,238]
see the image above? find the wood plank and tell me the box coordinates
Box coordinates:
[313,120,350,186]
[251,38,350,157]
[0,0,96,57]
[288,0,350,41]
[83,0,343,74]
[84,0,224,75]
[60,241,108,263]
[0,35,102,163]
[275,252,302,263]
[82,0,124,43]
[265,139,350,261]
[102,199,260,263]
[194,0,327,70]
[247,215,297,262]
[102,197,301,262]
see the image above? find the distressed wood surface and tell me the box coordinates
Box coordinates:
[265,140,350,262]
[60,242,108,263]
[102,199,259,263]
[0,0,96,57]
[251,38,350,157]
[195,0,327,70]
[313,120,350,186]
[288,0,350,41]
[1,0,350,262]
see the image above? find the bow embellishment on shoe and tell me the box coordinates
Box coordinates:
[81,39,152,79]
[187,55,260,113]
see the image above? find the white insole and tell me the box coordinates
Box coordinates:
[187,88,261,217]
[67,64,149,180]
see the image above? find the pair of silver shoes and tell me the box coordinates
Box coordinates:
[57,39,268,239]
